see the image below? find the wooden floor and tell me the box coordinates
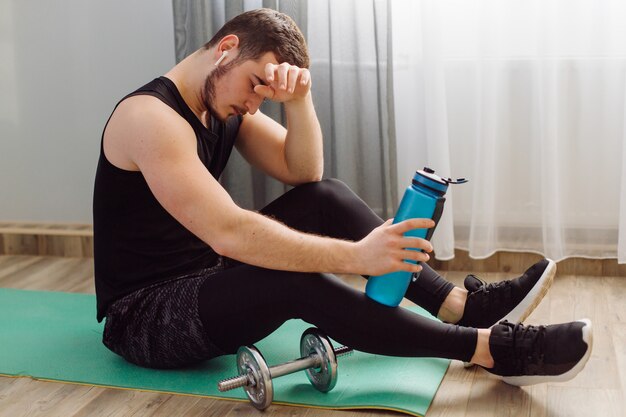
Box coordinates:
[0,255,624,417]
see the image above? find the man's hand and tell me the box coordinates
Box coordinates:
[254,62,311,103]
[353,218,435,276]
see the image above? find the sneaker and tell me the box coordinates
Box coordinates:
[457,258,556,328]
[485,319,593,386]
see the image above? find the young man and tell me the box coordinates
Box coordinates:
[93,8,592,386]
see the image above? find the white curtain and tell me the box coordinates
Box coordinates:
[392,0,626,263]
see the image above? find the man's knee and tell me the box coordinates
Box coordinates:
[298,178,354,203]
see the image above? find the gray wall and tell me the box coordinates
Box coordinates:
[0,0,176,223]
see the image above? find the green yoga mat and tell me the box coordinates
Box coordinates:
[0,288,449,416]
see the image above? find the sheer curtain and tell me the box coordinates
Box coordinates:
[392,0,626,263]
[172,0,397,217]
[307,0,397,217]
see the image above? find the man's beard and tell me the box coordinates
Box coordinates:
[201,62,235,122]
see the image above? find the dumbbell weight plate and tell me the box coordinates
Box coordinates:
[236,346,273,410]
[300,328,338,392]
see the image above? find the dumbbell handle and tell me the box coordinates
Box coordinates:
[218,345,352,392]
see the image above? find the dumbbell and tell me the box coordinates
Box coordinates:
[217,327,353,410]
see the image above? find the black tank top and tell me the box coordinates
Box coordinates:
[93,76,241,321]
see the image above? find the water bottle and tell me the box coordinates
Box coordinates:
[365,167,468,307]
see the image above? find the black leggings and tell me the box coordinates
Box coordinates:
[198,179,477,362]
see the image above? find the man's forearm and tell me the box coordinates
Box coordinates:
[215,207,357,274]
[283,92,324,182]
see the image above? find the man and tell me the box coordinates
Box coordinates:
[93,8,591,386]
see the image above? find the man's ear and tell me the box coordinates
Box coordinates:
[216,34,239,57]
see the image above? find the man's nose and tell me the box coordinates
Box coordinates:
[245,93,265,115]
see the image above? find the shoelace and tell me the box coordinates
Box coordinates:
[510,322,546,374]
[467,276,512,311]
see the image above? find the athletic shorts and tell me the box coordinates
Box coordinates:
[102,266,225,369]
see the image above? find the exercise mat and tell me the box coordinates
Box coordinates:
[0,288,449,416]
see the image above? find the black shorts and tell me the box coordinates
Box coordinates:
[102,267,225,369]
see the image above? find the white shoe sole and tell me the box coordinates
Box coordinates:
[501,258,556,325]
[501,318,593,386]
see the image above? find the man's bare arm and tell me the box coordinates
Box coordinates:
[109,97,432,276]
[236,64,323,186]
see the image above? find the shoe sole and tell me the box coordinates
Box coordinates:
[501,318,593,386]
[501,258,556,325]
[463,259,557,368]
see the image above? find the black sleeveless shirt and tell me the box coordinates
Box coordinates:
[93,76,241,321]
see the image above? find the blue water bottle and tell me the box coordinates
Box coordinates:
[365,167,468,307]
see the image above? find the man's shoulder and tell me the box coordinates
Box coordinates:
[112,95,192,137]
[118,94,180,118]
[103,95,196,171]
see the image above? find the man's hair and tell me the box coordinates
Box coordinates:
[205,8,309,68]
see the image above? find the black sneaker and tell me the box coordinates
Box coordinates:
[457,259,556,328]
[485,319,593,386]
